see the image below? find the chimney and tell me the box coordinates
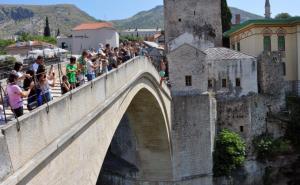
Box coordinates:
[235,14,241,25]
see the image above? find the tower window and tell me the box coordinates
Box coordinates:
[236,78,241,87]
[240,126,244,132]
[185,76,192,86]
[194,11,196,16]
[222,79,227,88]
[208,79,213,89]
[178,18,182,22]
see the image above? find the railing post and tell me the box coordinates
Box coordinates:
[0,82,8,124]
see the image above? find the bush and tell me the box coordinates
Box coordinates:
[0,39,15,55]
[18,32,56,45]
[253,134,292,161]
[213,129,246,177]
[120,35,143,42]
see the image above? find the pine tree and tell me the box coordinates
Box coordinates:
[44,17,51,37]
[221,0,232,47]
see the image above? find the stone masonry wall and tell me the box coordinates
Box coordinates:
[164,0,222,49]
[172,94,216,185]
[217,95,267,154]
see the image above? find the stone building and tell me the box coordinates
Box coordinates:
[168,45,258,98]
[164,0,223,50]
[224,17,300,96]
[164,0,222,184]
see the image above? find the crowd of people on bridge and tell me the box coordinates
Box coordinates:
[0,41,168,123]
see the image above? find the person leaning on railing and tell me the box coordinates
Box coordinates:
[6,73,34,117]
[36,65,56,107]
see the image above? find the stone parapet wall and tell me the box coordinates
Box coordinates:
[0,56,172,185]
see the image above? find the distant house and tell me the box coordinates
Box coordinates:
[57,22,119,55]
[6,41,56,56]
[120,28,162,39]
[147,32,165,44]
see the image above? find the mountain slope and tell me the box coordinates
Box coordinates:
[112,5,163,30]
[112,5,264,30]
[0,4,96,38]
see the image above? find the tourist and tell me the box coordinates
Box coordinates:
[77,50,89,85]
[66,56,77,89]
[86,57,99,81]
[32,56,44,73]
[23,70,37,110]
[6,73,34,117]
[159,59,166,87]
[61,75,70,95]
[36,65,55,106]
[11,62,30,88]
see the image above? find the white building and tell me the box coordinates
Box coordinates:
[57,22,119,55]
[120,28,162,39]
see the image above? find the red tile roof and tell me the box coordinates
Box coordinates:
[73,22,114,31]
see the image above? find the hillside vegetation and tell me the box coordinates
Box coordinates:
[0,4,96,38]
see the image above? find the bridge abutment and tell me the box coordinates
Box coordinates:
[171,95,216,185]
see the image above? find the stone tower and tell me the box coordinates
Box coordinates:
[265,0,271,19]
[164,0,219,185]
[164,0,222,50]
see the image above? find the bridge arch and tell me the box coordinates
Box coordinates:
[0,57,173,185]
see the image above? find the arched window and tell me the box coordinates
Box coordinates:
[262,28,272,52]
[277,28,286,51]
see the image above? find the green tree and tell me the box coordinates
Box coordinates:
[44,16,51,37]
[221,0,232,47]
[275,13,292,19]
[0,39,15,55]
[213,129,246,177]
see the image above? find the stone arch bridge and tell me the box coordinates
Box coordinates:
[0,57,172,185]
[0,56,215,185]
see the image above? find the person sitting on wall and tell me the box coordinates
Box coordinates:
[159,59,166,87]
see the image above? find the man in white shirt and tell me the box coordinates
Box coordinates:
[32,56,44,73]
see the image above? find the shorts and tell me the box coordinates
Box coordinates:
[87,73,95,81]
[159,71,166,77]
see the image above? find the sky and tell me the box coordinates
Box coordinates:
[1,0,299,20]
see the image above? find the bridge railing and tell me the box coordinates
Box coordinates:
[0,56,168,183]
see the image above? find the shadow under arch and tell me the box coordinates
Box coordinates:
[97,87,173,184]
